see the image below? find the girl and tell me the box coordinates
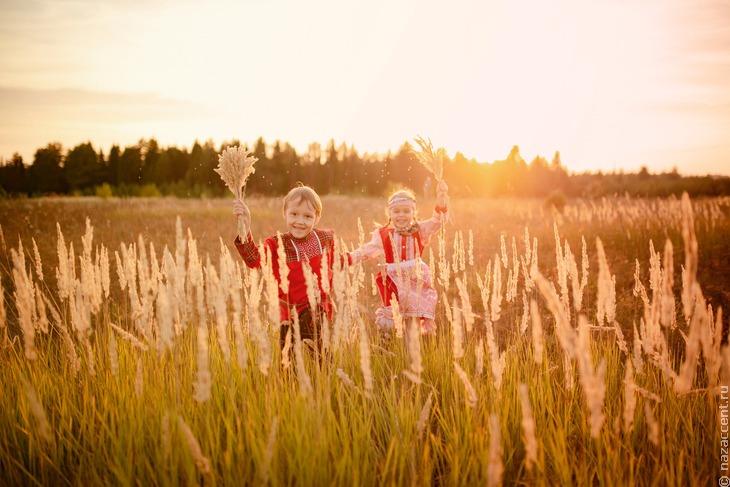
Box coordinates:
[233,183,335,351]
[348,180,449,335]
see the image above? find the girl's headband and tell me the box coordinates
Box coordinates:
[388,197,416,209]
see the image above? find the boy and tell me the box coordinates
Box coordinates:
[233,183,335,352]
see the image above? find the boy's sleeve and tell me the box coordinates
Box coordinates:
[234,232,262,268]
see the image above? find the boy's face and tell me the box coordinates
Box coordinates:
[389,205,415,230]
[284,198,320,239]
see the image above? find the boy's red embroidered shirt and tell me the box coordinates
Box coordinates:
[235,229,334,265]
[234,228,336,322]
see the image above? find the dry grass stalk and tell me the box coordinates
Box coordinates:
[530,299,544,364]
[475,338,485,376]
[675,293,705,394]
[188,231,206,328]
[633,260,650,307]
[451,297,464,360]
[490,254,502,323]
[508,236,519,303]
[660,239,676,328]
[357,315,374,394]
[578,236,589,310]
[161,410,171,460]
[408,318,423,376]
[178,415,212,474]
[135,356,144,398]
[488,413,504,487]
[392,295,404,339]
[577,315,606,438]
[100,245,110,299]
[518,384,538,472]
[11,246,37,359]
[46,296,80,375]
[249,287,270,376]
[0,277,5,336]
[554,225,570,316]
[533,271,575,357]
[402,369,424,385]
[437,230,450,292]
[276,232,290,295]
[417,391,434,440]
[111,323,148,351]
[704,308,724,387]
[520,291,529,334]
[680,192,699,321]
[22,375,52,443]
[622,361,637,434]
[260,416,279,485]
[500,234,508,269]
[486,316,506,392]
[302,260,319,313]
[412,135,445,181]
[643,403,659,446]
[205,262,230,364]
[336,368,362,394]
[109,331,119,378]
[31,238,43,282]
[595,238,616,327]
[214,145,258,239]
[451,231,461,274]
[193,326,212,402]
[632,321,644,373]
[85,338,96,377]
[453,361,478,408]
[292,311,314,398]
[34,283,49,334]
[56,223,74,300]
[156,281,174,353]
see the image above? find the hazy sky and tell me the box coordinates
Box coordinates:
[1,0,729,175]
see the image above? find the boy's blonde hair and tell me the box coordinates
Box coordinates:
[283,182,323,216]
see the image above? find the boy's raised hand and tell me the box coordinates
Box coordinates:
[233,199,251,234]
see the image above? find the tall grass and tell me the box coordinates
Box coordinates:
[0,194,727,485]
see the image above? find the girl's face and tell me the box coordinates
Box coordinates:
[284,198,320,239]
[389,205,415,230]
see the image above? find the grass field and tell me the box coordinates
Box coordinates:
[0,194,728,485]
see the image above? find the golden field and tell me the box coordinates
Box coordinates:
[0,194,728,486]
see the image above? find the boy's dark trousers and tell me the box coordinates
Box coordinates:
[279,305,325,354]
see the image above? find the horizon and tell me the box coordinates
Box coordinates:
[2,135,727,178]
[1,0,729,177]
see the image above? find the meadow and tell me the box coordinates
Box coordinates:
[0,194,728,486]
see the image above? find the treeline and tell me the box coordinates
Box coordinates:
[1,138,728,199]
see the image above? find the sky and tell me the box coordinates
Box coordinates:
[1,0,729,175]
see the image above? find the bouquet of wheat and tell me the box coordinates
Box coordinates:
[412,135,445,183]
[215,145,258,239]
[412,136,451,225]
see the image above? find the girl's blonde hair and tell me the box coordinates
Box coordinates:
[283,182,323,216]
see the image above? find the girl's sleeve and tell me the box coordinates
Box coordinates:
[348,229,385,264]
[234,232,263,268]
[418,205,448,242]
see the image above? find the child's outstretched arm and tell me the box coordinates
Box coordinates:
[232,200,263,268]
[419,180,449,241]
[347,229,386,265]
